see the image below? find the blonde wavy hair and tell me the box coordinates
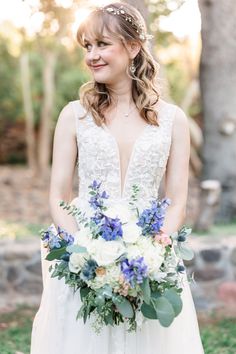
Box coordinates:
[76,2,160,126]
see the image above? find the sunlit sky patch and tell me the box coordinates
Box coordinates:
[0,0,201,40]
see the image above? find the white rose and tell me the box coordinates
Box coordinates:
[126,244,142,260]
[104,203,132,223]
[69,252,88,273]
[137,236,153,251]
[75,226,92,248]
[88,238,125,266]
[151,271,167,281]
[122,222,141,244]
[143,244,164,274]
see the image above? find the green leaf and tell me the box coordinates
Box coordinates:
[80,286,90,300]
[140,278,151,304]
[76,305,85,320]
[151,297,175,327]
[179,226,192,236]
[150,290,161,299]
[104,312,114,326]
[141,302,158,319]
[66,245,87,253]
[112,295,134,318]
[100,284,113,299]
[174,245,194,261]
[163,288,183,316]
[46,246,67,261]
[95,294,105,307]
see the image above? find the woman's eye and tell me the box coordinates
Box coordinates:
[84,43,92,50]
[98,41,107,47]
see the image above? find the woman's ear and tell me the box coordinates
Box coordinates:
[127,41,141,59]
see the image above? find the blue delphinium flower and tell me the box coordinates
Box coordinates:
[41,226,74,250]
[57,226,74,245]
[88,180,109,210]
[121,257,148,288]
[80,259,98,281]
[41,227,61,249]
[99,216,123,241]
[90,180,102,190]
[137,198,171,236]
[91,212,103,225]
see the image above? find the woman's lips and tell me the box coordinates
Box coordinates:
[91,64,107,70]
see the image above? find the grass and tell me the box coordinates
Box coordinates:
[200,318,236,354]
[0,306,236,354]
[0,306,36,354]
[0,220,47,241]
[193,219,236,237]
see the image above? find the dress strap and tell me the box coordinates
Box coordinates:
[70,100,87,142]
[70,100,86,119]
[158,102,177,142]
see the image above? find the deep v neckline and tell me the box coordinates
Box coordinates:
[101,123,151,198]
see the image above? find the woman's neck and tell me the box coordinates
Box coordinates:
[106,80,134,108]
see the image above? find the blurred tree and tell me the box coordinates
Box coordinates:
[0,38,22,124]
[32,0,76,177]
[199,0,236,221]
[19,31,37,173]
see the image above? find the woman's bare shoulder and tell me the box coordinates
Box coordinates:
[56,102,77,138]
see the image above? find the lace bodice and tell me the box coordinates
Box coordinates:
[70,100,177,208]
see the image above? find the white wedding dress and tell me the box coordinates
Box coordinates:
[31,100,204,354]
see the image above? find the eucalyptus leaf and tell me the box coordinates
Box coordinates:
[179,226,192,236]
[140,278,151,304]
[100,284,113,298]
[151,297,175,327]
[174,245,194,261]
[95,294,105,307]
[66,245,87,253]
[150,290,161,299]
[163,288,183,316]
[141,302,158,319]
[112,295,134,318]
[170,231,178,240]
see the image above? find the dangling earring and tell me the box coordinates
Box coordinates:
[130,60,136,74]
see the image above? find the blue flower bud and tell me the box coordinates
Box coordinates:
[177,235,186,242]
[177,265,185,273]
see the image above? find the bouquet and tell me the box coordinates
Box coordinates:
[41,180,194,333]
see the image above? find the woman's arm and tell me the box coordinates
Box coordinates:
[49,103,79,235]
[162,106,190,235]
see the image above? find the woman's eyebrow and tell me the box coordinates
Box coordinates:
[84,36,111,43]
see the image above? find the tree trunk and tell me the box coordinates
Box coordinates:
[198,0,236,221]
[38,49,57,178]
[20,51,37,174]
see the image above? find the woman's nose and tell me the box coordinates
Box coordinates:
[87,46,100,61]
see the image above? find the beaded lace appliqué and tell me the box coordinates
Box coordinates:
[70,100,176,207]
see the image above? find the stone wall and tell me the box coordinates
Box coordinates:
[1,235,236,316]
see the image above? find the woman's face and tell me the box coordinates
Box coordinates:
[83,29,131,85]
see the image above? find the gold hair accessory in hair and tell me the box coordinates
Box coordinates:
[99,5,154,42]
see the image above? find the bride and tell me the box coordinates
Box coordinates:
[31,2,204,353]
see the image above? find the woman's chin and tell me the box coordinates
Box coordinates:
[93,76,116,85]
